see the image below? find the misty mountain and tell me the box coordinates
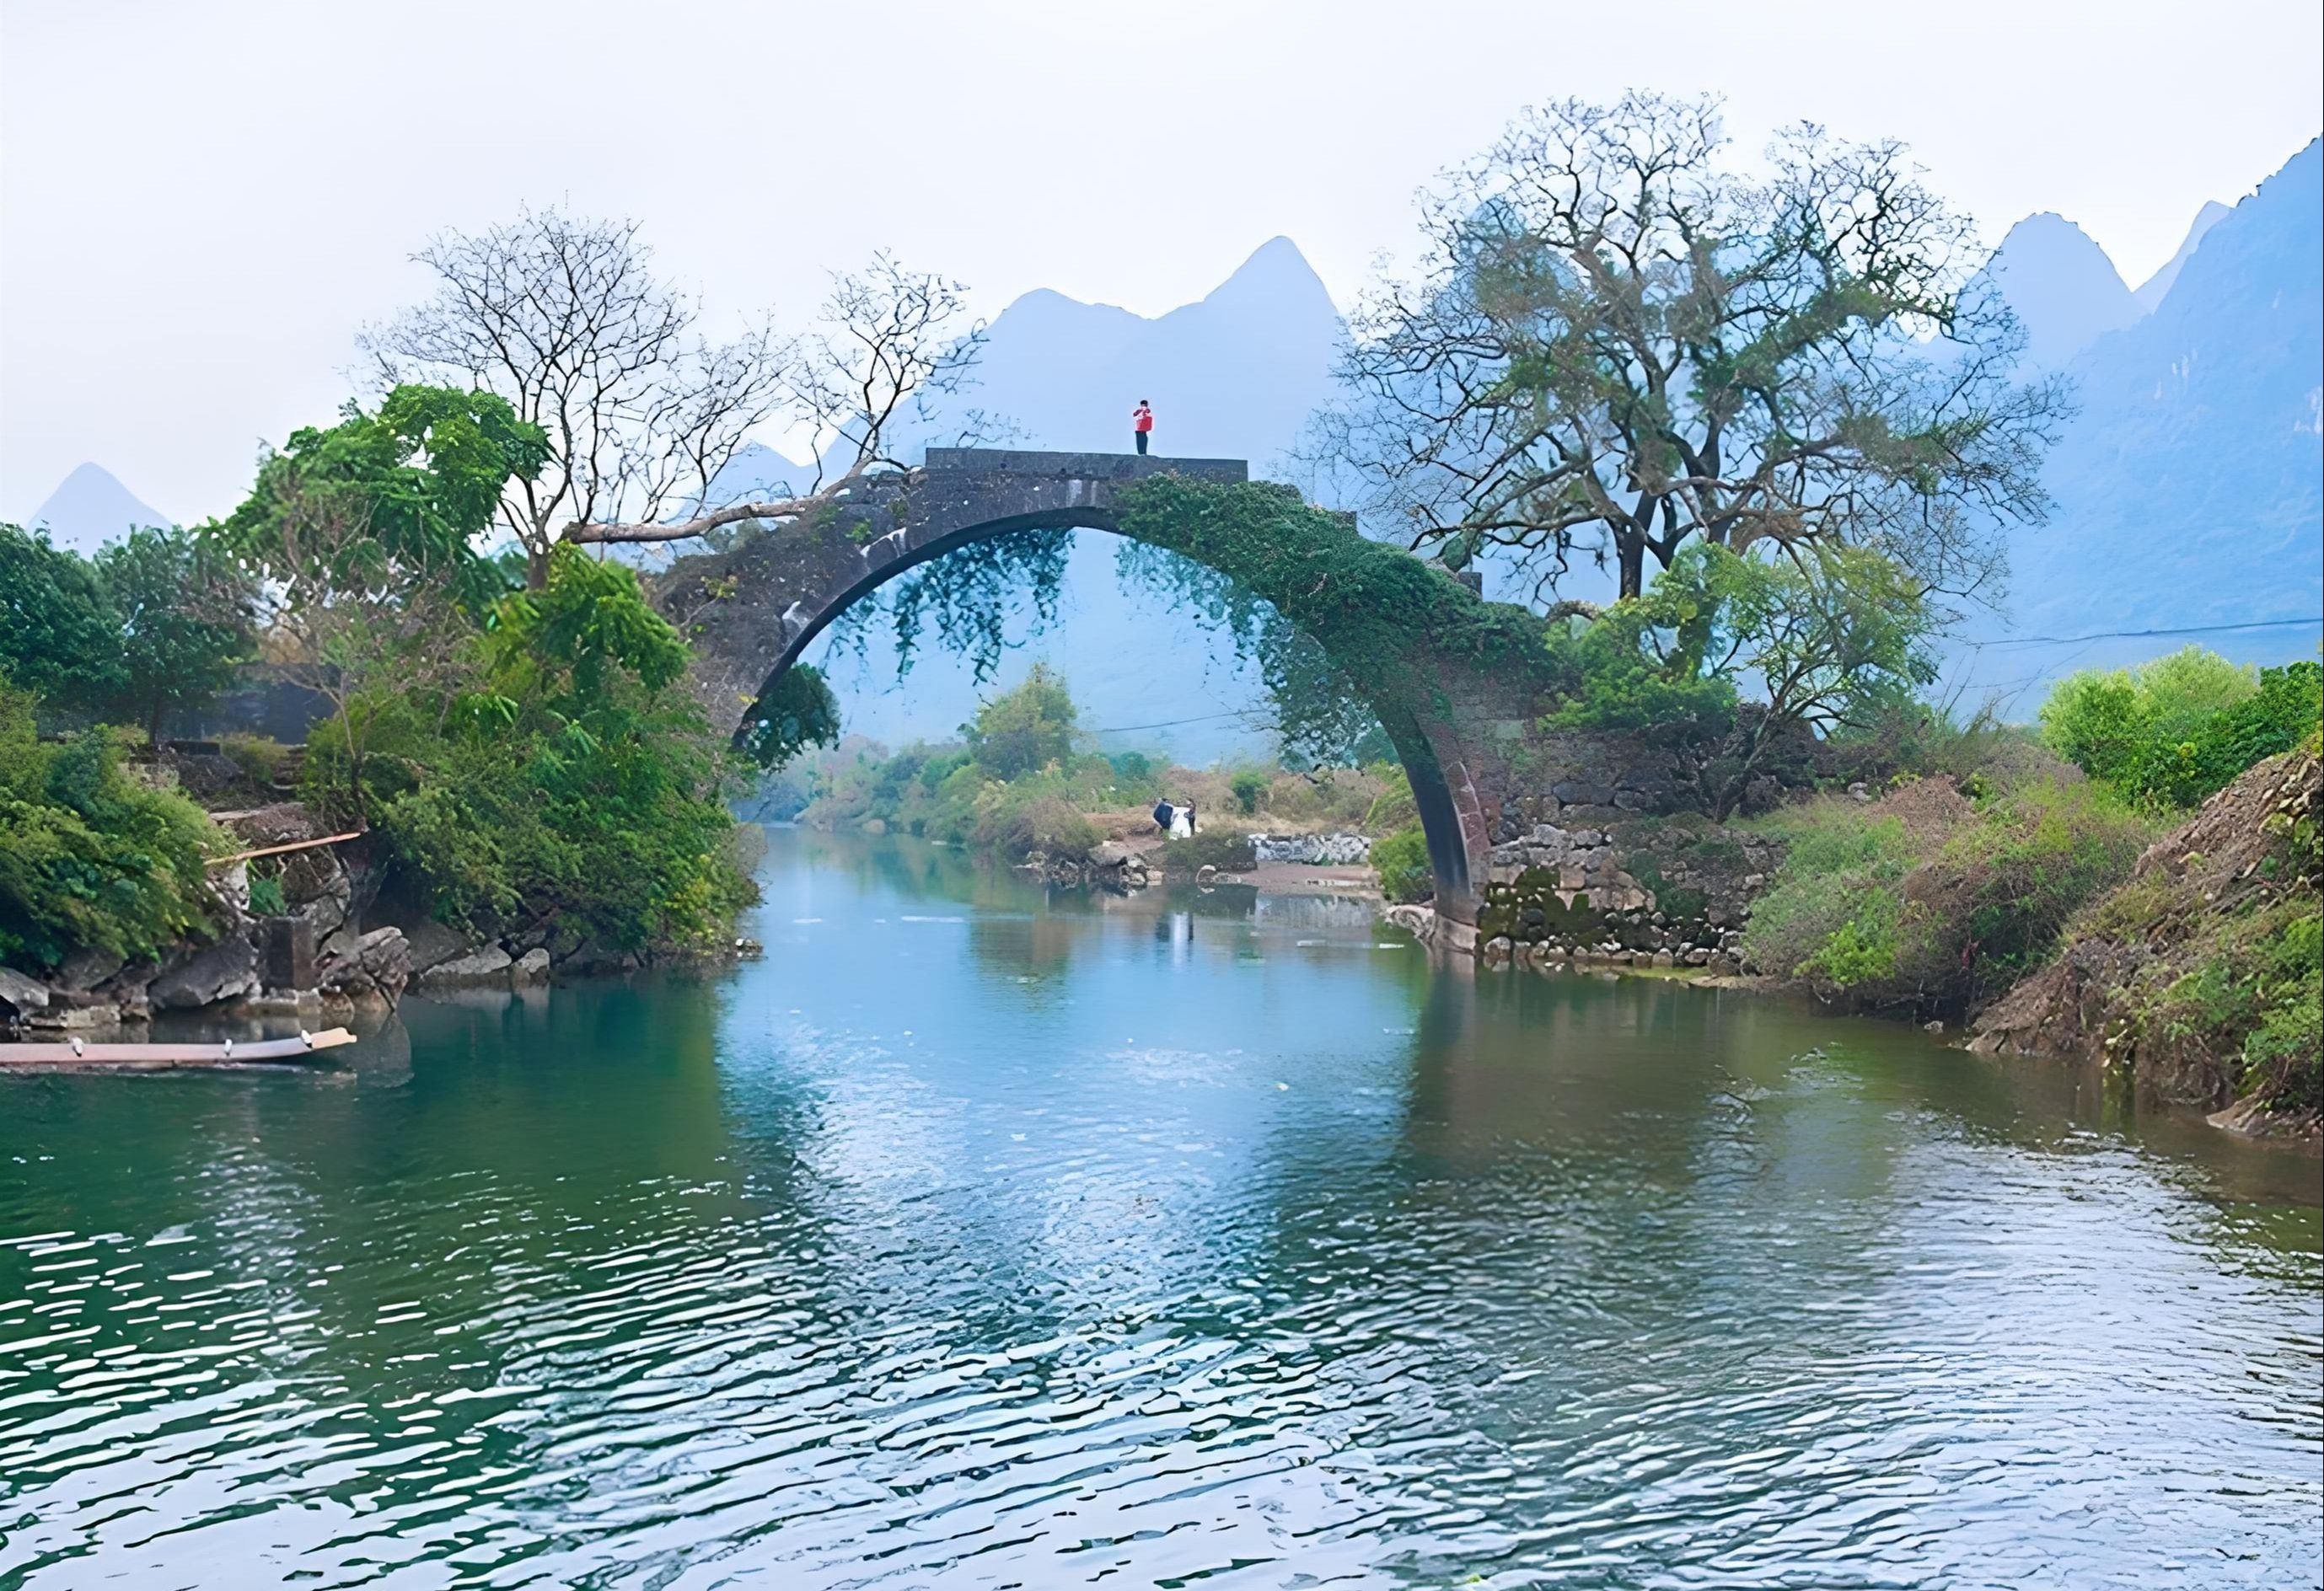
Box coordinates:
[1981,212,2143,368]
[1964,139,2323,701]
[2131,200,2231,314]
[24,462,171,556]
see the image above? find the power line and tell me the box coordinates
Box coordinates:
[1084,709,1268,735]
[1961,618,2324,650]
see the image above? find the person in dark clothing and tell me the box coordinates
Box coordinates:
[1132,399,1154,455]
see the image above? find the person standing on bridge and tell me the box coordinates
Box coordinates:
[1132,399,1154,456]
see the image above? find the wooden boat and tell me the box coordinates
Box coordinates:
[0,1027,357,1071]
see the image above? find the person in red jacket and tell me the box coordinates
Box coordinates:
[1132,399,1154,455]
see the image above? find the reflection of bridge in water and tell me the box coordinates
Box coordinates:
[661,449,1608,940]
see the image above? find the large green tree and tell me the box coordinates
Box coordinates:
[213,383,549,603]
[1550,541,1938,817]
[1318,91,2066,604]
[0,524,120,724]
[94,526,256,744]
[966,664,1078,780]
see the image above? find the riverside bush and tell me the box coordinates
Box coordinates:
[304,547,754,955]
[1371,824,1432,903]
[1743,779,2153,1014]
[0,680,223,971]
[2040,647,2321,808]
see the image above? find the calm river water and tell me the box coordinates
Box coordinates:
[2,828,2318,1588]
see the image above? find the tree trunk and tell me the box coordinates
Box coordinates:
[527,544,550,592]
[1617,534,1645,601]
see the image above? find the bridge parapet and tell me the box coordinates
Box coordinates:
[922,447,1247,484]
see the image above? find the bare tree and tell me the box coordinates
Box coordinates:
[361,207,792,586]
[563,253,996,550]
[1311,92,2070,607]
[363,212,993,572]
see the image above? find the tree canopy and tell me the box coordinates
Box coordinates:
[0,524,121,723]
[1315,91,2066,603]
[212,384,548,603]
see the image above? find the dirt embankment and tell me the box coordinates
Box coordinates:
[1971,747,2322,1139]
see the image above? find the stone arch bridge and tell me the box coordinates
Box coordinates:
[655,448,1697,943]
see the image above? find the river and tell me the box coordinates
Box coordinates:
[2,828,2317,1588]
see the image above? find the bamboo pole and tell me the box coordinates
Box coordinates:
[206,832,366,868]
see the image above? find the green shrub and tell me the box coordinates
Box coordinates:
[1107,751,1157,793]
[246,870,287,917]
[220,732,291,787]
[1740,806,1916,988]
[2145,904,2322,1115]
[1229,769,1269,815]
[304,547,755,956]
[990,796,1100,861]
[1372,823,1432,903]
[0,681,223,970]
[2040,646,2318,808]
[2119,660,2321,808]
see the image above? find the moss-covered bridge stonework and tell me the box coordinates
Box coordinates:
[657,448,1707,947]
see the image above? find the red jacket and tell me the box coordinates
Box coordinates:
[1133,406,1154,432]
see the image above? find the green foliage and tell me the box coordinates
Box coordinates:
[1229,768,1269,815]
[1114,477,1557,762]
[220,733,293,789]
[213,383,547,601]
[1936,780,2152,989]
[94,526,256,741]
[246,871,287,917]
[883,530,1073,683]
[998,796,1102,860]
[0,523,256,741]
[1362,762,1419,834]
[1740,807,1918,990]
[2144,903,2323,1116]
[2237,910,2321,1115]
[0,523,126,726]
[741,663,842,769]
[1548,543,1938,816]
[486,544,688,701]
[2040,646,2318,808]
[1372,823,1432,903]
[1743,779,2151,1011]
[0,680,223,971]
[303,544,752,955]
[1107,751,1158,793]
[967,663,1078,780]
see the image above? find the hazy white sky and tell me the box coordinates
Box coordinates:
[3,0,2319,523]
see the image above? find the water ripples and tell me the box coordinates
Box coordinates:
[0,838,2316,1588]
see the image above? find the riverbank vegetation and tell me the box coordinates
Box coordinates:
[1731,643,2321,1123]
[0,683,223,972]
[775,667,1394,870]
[1,383,761,982]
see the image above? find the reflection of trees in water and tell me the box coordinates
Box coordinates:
[967,912,1083,988]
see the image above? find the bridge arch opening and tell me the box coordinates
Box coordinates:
[662,451,1540,926]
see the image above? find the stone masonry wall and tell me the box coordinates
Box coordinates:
[1473,813,1787,973]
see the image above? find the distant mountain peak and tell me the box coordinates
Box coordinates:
[1985,212,2141,368]
[26,462,170,557]
[1197,235,1338,316]
[2133,200,2233,313]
